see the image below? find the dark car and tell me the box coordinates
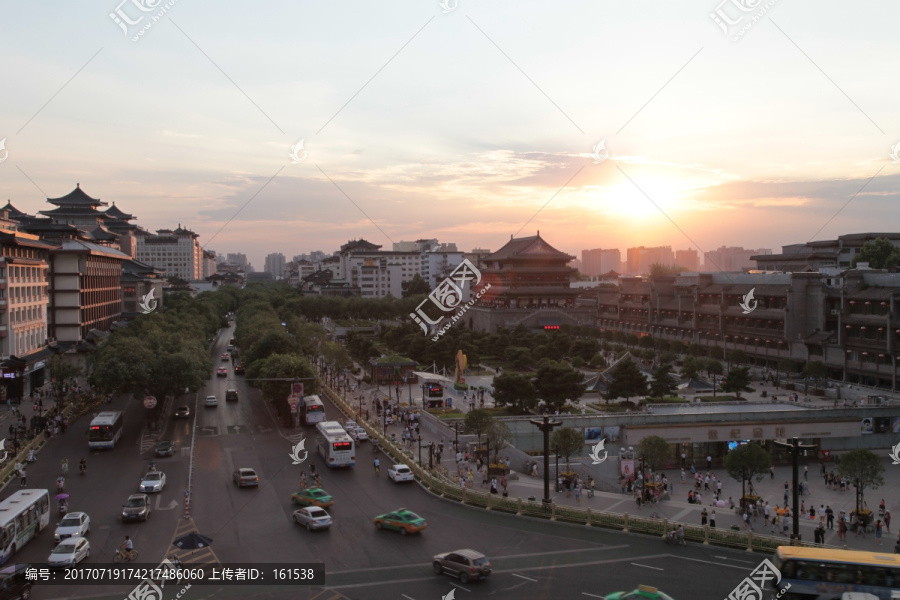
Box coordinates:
[216,368,227,377]
[234,364,245,375]
[174,406,190,418]
[225,389,238,402]
[433,549,492,583]
[0,563,32,600]
[155,440,175,457]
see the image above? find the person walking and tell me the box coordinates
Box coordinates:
[826,505,834,529]
[373,458,380,475]
[706,455,712,469]
[875,520,883,545]
[837,516,847,542]
[701,508,708,526]
[770,465,775,480]
[18,468,26,487]
[710,509,716,528]
[574,484,581,505]
[884,510,891,533]
[803,465,808,481]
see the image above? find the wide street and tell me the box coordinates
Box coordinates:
[2,323,776,600]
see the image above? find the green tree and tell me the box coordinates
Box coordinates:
[603,358,648,403]
[403,273,431,297]
[705,358,724,397]
[492,373,538,414]
[723,442,771,502]
[721,366,752,398]
[851,237,900,269]
[246,353,319,404]
[838,449,885,521]
[804,360,828,392]
[244,330,296,367]
[681,356,700,380]
[776,358,802,387]
[648,263,687,279]
[503,346,531,370]
[534,361,587,411]
[463,409,495,446]
[637,435,671,472]
[49,356,83,404]
[484,421,512,463]
[550,427,585,471]
[648,364,676,399]
[726,349,748,367]
[589,352,607,368]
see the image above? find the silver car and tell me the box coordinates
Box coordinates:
[433,549,492,583]
[48,536,90,568]
[122,494,151,521]
[292,507,333,531]
[54,512,90,542]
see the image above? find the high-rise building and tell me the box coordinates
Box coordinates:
[703,246,771,272]
[675,248,699,271]
[582,248,621,276]
[625,246,674,275]
[135,225,202,281]
[201,250,217,278]
[225,253,248,269]
[264,252,286,279]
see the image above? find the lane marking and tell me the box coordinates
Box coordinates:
[401,595,416,600]
[450,583,471,592]
[512,573,537,582]
[582,594,605,599]
[630,563,664,571]
[714,555,755,565]
[672,556,751,570]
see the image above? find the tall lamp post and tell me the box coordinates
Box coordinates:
[529,414,562,507]
[428,442,435,470]
[417,436,423,466]
[451,422,461,451]
[774,437,817,543]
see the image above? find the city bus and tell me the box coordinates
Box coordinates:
[315,421,355,468]
[301,395,326,426]
[0,490,50,566]
[88,411,124,449]
[770,546,900,599]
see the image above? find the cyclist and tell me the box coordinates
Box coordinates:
[374,458,380,475]
[120,536,135,561]
[61,458,69,475]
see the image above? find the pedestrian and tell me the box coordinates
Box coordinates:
[490,478,498,495]
[681,452,686,467]
[876,520,883,545]
[743,511,751,531]
[710,509,716,528]
[782,515,790,536]
[574,484,581,504]
[803,465,808,481]
[701,508,708,526]
[18,468,26,487]
[826,505,834,529]
[884,510,891,533]
[837,517,847,542]
[300,472,307,488]
[706,455,712,469]
[680,468,685,483]
[770,465,775,480]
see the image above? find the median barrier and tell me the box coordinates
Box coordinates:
[321,383,822,554]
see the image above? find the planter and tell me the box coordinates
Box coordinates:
[488,466,509,477]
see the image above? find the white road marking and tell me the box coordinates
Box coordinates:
[155,496,178,511]
[511,573,537,582]
[450,583,471,592]
[673,556,750,570]
[581,594,605,599]
[400,595,416,600]
[630,563,664,571]
[714,556,755,564]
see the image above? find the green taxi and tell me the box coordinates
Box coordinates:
[606,585,674,600]
[291,488,334,508]
[373,508,427,535]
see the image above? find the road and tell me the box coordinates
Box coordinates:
[6,323,766,600]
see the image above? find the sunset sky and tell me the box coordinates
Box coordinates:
[1,1,898,268]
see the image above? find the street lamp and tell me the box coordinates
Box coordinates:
[417,436,423,466]
[428,442,435,470]
[529,414,563,507]
[451,422,461,451]
[773,437,817,543]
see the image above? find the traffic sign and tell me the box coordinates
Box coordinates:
[144,396,157,409]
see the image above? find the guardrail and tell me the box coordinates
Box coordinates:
[322,384,834,555]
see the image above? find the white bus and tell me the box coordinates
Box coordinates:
[302,396,326,426]
[88,411,124,449]
[316,421,355,468]
[0,489,50,566]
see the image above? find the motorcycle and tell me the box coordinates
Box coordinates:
[664,530,686,546]
[58,502,68,516]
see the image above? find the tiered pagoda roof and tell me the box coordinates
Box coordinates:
[46,184,108,208]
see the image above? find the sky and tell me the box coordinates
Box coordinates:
[1,0,899,269]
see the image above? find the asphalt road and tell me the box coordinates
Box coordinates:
[8,324,770,600]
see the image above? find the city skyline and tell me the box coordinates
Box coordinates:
[1,1,899,270]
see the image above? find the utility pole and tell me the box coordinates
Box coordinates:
[529,414,562,507]
[774,437,817,543]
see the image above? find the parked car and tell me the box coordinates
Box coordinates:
[205,395,218,407]
[0,563,32,599]
[373,509,427,535]
[234,364,245,375]
[216,368,228,377]
[54,512,90,542]
[140,471,166,493]
[388,464,414,483]
[225,389,239,402]
[291,488,333,508]
[233,468,259,487]
[174,406,191,418]
[292,507,333,531]
[155,440,175,457]
[432,549,492,583]
[47,536,90,568]
[122,494,151,521]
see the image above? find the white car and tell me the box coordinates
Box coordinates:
[344,420,358,430]
[140,471,166,493]
[352,426,368,441]
[54,512,90,542]
[48,536,90,568]
[388,464,414,483]
[292,507,333,531]
[205,395,218,407]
